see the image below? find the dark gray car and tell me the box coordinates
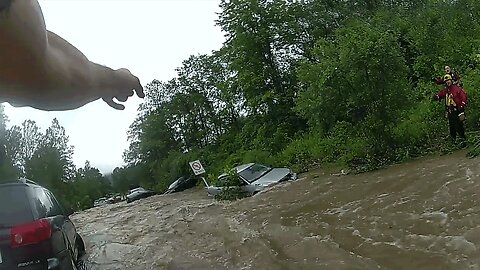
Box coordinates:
[164,177,198,195]
[126,187,156,203]
[0,179,85,270]
[206,163,297,196]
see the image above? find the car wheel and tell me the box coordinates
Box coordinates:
[76,234,86,259]
[76,260,89,270]
[63,251,78,270]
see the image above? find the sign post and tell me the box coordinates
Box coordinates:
[189,160,206,175]
[189,160,209,187]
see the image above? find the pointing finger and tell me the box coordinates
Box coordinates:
[135,86,145,99]
[134,78,145,98]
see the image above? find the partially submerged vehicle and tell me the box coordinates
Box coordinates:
[93,197,107,207]
[206,163,297,196]
[164,176,198,194]
[126,187,156,203]
[107,194,123,204]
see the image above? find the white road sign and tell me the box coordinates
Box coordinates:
[189,160,206,175]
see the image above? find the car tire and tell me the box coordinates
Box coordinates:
[76,234,86,259]
[63,252,78,270]
[76,260,89,270]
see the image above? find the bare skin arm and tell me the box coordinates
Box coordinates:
[0,0,144,111]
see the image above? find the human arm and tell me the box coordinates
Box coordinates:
[0,0,143,111]
[42,31,144,110]
[433,76,444,85]
[433,88,446,101]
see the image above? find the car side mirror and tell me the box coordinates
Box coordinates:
[65,207,74,216]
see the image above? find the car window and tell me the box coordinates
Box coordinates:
[0,185,33,226]
[238,164,271,183]
[32,188,63,218]
[129,187,145,193]
[46,191,64,216]
[128,188,139,194]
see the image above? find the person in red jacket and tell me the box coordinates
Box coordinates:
[433,74,467,142]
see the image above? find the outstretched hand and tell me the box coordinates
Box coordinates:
[101,69,145,110]
[0,0,145,111]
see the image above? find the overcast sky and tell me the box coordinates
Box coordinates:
[3,0,225,174]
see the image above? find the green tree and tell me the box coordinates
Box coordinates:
[4,120,43,175]
[296,19,410,150]
[68,161,111,210]
[41,118,75,181]
[111,164,147,193]
[23,119,75,207]
[0,105,16,180]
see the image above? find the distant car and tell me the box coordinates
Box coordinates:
[0,178,85,270]
[206,163,297,196]
[126,187,156,203]
[107,194,123,204]
[93,197,107,207]
[164,176,198,194]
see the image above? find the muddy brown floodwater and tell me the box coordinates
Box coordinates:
[72,150,480,270]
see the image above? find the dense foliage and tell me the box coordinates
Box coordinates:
[3,0,480,207]
[0,109,112,210]
[123,0,480,190]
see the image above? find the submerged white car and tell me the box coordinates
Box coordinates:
[206,163,297,196]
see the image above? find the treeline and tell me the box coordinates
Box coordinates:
[3,0,480,207]
[123,0,480,191]
[0,107,112,210]
[0,106,145,210]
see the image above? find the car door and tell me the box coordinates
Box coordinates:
[32,188,76,258]
[46,190,77,257]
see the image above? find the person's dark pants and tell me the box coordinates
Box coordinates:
[0,0,13,12]
[447,110,466,141]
